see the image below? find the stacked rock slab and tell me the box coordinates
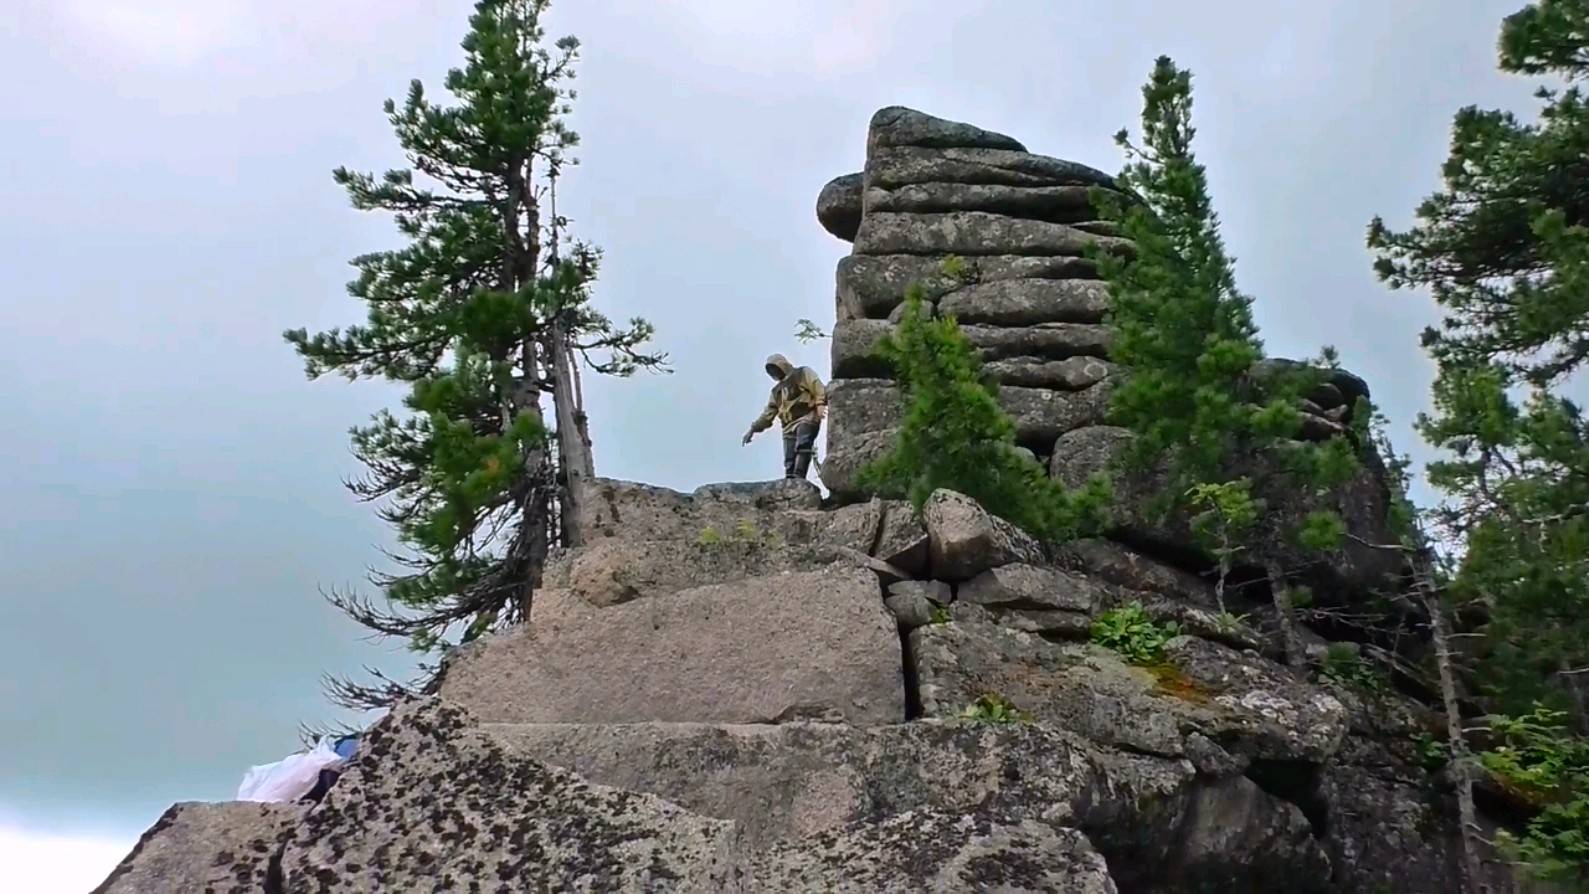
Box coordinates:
[818,106,1129,500]
[818,107,1402,597]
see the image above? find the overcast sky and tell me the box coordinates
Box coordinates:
[0,0,1542,889]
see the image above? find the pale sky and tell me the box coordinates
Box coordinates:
[0,0,1539,889]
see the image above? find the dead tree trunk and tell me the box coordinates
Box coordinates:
[1420,566,1484,893]
[1267,561,1306,670]
[548,324,592,549]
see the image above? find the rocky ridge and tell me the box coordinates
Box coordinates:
[100,108,1541,892]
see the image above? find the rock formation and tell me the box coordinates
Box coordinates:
[818,107,1401,596]
[101,109,1541,893]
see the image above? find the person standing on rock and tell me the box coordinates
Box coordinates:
[743,354,827,480]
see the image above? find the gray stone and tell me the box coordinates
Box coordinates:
[1049,425,1405,593]
[1000,379,1113,445]
[819,428,897,500]
[1318,762,1470,893]
[875,501,929,576]
[1048,425,1135,490]
[817,172,864,242]
[853,211,1134,258]
[923,489,1045,581]
[867,105,1027,153]
[579,477,821,544]
[885,580,950,628]
[912,611,1348,763]
[832,318,1110,379]
[837,253,1100,320]
[866,145,1115,191]
[959,563,1103,613]
[94,801,305,894]
[1184,731,1248,777]
[280,698,740,892]
[438,567,904,725]
[826,377,1108,450]
[938,278,1110,325]
[542,525,878,609]
[1052,538,1218,608]
[751,812,1118,893]
[863,182,1125,223]
[1249,357,1371,409]
[983,356,1115,390]
[825,378,900,446]
[485,713,1323,889]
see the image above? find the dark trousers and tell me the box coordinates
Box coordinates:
[782,419,821,479]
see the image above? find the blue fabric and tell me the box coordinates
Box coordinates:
[332,735,359,760]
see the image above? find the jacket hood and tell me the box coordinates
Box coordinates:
[764,354,794,379]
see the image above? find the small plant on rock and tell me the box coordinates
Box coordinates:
[697,526,722,546]
[1090,603,1181,665]
[1186,480,1258,613]
[929,605,953,625]
[1213,610,1250,637]
[940,254,979,285]
[1414,732,1452,773]
[959,693,1033,726]
[1319,644,1387,694]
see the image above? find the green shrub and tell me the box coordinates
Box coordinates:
[1090,603,1181,665]
[1319,644,1386,694]
[959,693,1033,725]
[1483,706,1589,882]
[860,285,1111,543]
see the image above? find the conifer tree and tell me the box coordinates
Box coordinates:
[285,0,662,708]
[1370,1,1589,879]
[1092,58,1367,667]
[860,285,1111,542]
[1369,0,1589,723]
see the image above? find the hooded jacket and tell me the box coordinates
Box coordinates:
[750,354,826,433]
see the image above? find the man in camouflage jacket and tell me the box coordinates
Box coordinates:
[743,353,826,480]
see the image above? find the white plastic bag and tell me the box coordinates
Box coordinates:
[236,739,346,803]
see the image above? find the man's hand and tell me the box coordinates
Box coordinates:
[742,430,754,446]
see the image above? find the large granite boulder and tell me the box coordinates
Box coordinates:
[94,801,305,894]
[542,497,906,607]
[279,699,741,892]
[922,489,1045,581]
[752,812,1118,893]
[579,478,821,543]
[438,567,905,725]
[912,609,1347,763]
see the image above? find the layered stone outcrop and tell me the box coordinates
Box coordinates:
[104,477,1533,891]
[818,107,1400,596]
[819,106,1130,502]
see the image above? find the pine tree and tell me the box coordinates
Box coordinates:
[285,0,663,708]
[1094,58,1362,655]
[860,285,1111,542]
[1369,0,1589,723]
[1369,1,1589,879]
